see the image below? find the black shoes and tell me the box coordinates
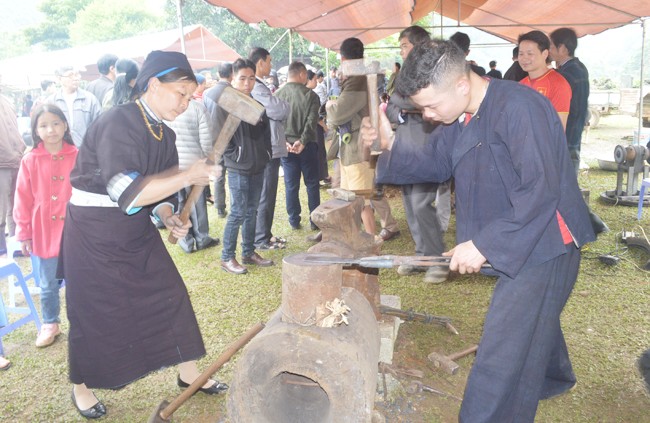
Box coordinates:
[177,375,229,395]
[71,389,106,419]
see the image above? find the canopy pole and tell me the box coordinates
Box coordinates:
[176,0,186,54]
[289,29,293,63]
[638,17,647,143]
[269,29,290,53]
[326,48,330,95]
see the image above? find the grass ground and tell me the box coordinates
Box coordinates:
[0,113,649,422]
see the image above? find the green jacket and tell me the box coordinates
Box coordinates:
[274,82,320,146]
[325,75,368,166]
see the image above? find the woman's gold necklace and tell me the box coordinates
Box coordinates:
[135,99,163,141]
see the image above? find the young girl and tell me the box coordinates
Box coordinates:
[13,104,77,348]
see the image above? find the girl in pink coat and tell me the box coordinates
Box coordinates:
[13,104,77,348]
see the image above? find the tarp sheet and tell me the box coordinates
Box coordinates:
[205,0,650,49]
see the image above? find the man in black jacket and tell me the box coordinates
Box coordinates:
[204,58,273,274]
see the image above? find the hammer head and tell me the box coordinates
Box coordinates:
[327,188,356,202]
[217,85,265,125]
[340,58,382,76]
[427,351,460,375]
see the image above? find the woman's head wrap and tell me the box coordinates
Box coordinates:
[134,50,193,93]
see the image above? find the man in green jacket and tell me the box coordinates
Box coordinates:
[326,37,400,240]
[275,62,321,230]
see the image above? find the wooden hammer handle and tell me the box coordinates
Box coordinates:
[447,344,478,361]
[168,115,241,243]
[160,322,265,420]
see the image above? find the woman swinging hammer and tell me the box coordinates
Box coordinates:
[60,50,226,419]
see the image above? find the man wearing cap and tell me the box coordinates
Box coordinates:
[47,66,101,147]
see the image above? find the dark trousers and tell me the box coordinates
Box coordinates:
[281,143,321,227]
[221,170,264,261]
[459,244,580,423]
[177,186,212,251]
[316,125,329,180]
[213,167,227,212]
[401,182,445,256]
[254,158,280,247]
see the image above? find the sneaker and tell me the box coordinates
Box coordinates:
[35,323,61,348]
[423,267,449,284]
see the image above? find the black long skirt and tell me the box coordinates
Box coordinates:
[60,204,206,389]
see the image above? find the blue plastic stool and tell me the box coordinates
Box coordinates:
[638,178,650,220]
[0,258,42,356]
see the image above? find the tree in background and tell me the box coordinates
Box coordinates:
[24,0,93,50]
[69,0,162,46]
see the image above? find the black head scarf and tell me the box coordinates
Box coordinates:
[134,50,193,93]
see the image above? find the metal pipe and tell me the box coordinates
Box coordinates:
[176,0,185,54]
[638,18,647,144]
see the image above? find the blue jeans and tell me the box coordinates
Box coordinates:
[281,143,321,227]
[34,255,62,324]
[221,170,264,261]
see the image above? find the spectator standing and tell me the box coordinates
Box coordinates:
[503,46,528,81]
[386,62,401,95]
[550,27,590,174]
[22,94,33,117]
[0,92,25,256]
[47,66,101,147]
[32,80,57,113]
[249,47,291,250]
[314,70,328,105]
[450,32,486,76]
[275,62,321,231]
[207,58,274,275]
[326,37,400,240]
[13,104,77,348]
[85,54,118,105]
[384,25,448,284]
[518,30,571,130]
[102,58,139,111]
[192,73,207,101]
[486,60,503,79]
[205,62,233,218]
[327,66,341,97]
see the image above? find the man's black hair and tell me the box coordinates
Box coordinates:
[398,25,430,45]
[249,47,270,66]
[518,30,551,54]
[218,62,233,79]
[97,54,118,75]
[489,60,497,68]
[512,46,519,59]
[449,32,470,53]
[40,80,55,91]
[340,37,364,60]
[550,27,578,57]
[233,58,256,75]
[395,39,467,97]
[288,61,307,76]
[395,62,401,70]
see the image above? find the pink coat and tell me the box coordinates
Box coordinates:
[13,143,78,259]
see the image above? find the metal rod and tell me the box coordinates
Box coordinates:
[638,18,647,143]
[176,0,186,54]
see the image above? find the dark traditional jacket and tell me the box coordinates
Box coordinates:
[558,57,589,156]
[379,78,596,278]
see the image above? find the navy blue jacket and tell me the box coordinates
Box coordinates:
[558,57,589,156]
[379,79,596,278]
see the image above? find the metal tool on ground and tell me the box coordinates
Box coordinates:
[340,58,382,161]
[168,86,265,243]
[378,362,424,379]
[326,188,356,202]
[147,321,265,423]
[406,380,463,401]
[428,345,479,375]
[305,254,492,270]
[379,305,458,335]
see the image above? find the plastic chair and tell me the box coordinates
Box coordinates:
[638,178,650,220]
[5,237,41,308]
[0,258,42,356]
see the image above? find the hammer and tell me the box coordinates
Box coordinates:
[169,86,265,243]
[427,345,478,375]
[406,380,463,401]
[340,59,382,162]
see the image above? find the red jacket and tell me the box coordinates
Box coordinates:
[13,143,78,258]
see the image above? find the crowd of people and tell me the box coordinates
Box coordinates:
[1,24,640,422]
